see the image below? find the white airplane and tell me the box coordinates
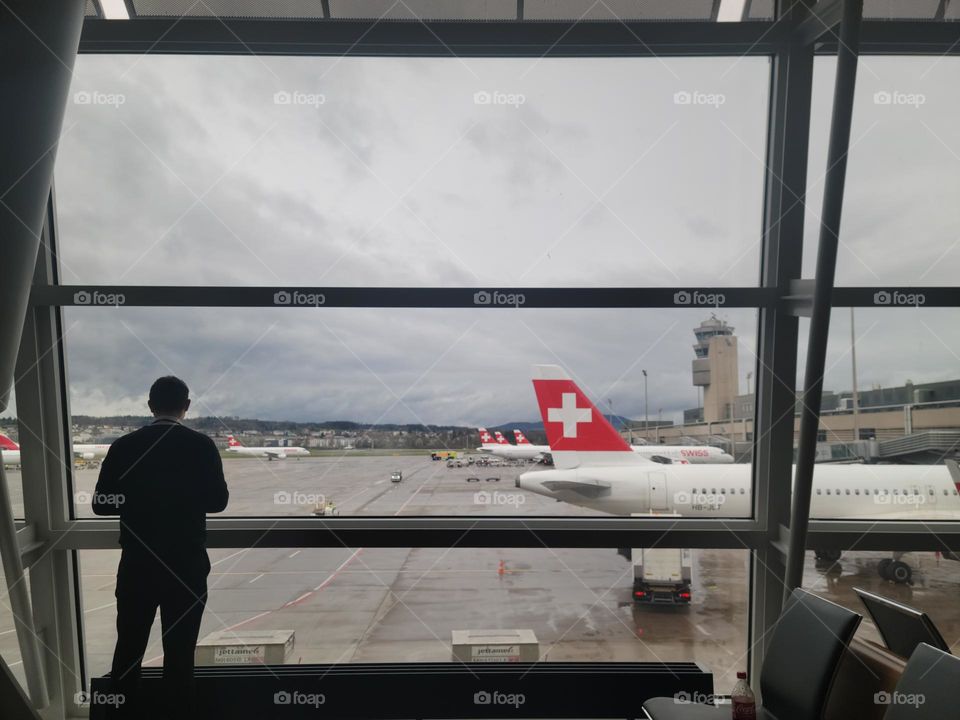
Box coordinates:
[1,433,110,465]
[73,442,111,461]
[514,426,734,465]
[226,435,310,460]
[476,428,543,461]
[516,365,960,582]
[0,433,20,466]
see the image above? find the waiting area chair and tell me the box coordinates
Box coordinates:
[880,642,959,719]
[643,588,861,720]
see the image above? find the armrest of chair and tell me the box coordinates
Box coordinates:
[824,637,906,720]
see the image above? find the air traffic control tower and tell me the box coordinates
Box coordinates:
[692,316,739,423]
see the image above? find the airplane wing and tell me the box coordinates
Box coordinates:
[263,449,288,459]
[540,478,611,498]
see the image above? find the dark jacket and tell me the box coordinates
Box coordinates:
[92,419,229,564]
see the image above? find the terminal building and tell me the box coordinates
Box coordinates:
[644,318,960,463]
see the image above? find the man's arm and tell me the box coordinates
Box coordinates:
[202,437,229,513]
[92,444,124,515]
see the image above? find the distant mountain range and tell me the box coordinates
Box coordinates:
[67,414,635,435]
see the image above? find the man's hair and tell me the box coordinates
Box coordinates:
[149,376,190,414]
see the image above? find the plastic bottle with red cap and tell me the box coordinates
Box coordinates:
[731,671,756,719]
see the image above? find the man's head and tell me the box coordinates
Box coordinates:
[148,376,191,419]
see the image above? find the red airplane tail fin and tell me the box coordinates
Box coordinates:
[531,365,641,470]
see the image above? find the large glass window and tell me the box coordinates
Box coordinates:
[56,55,769,288]
[80,547,750,689]
[802,549,960,653]
[796,308,960,520]
[64,307,758,518]
[804,57,960,285]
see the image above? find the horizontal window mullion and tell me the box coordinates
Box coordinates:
[34,286,774,308]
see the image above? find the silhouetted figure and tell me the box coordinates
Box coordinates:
[93,377,228,719]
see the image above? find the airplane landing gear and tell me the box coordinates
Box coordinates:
[878,555,913,585]
[814,549,842,564]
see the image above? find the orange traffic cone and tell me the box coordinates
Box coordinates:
[498,559,506,576]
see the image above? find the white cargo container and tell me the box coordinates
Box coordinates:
[451,629,539,663]
[633,548,692,604]
[195,629,295,666]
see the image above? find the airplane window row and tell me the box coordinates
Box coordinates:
[688,487,960,497]
[815,488,959,496]
[693,488,747,495]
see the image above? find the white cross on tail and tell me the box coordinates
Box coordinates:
[547,393,592,438]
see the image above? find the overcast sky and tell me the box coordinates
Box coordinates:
[5,53,955,426]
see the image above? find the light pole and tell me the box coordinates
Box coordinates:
[656,408,662,443]
[642,369,648,442]
[850,307,861,445]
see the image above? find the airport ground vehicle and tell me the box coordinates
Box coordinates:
[312,501,339,517]
[631,548,692,605]
[391,471,402,483]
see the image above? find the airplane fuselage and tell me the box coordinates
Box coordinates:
[227,446,310,459]
[3,445,109,465]
[477,444,544,461]
[518,463,960,519]
[73,444,111,461]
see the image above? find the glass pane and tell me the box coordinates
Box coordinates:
[862,0,946,20]
[56,55,769,288]
[795,308,960,521]
[0,564,27,691]
[330,0,517,20]
[0,392,23,519]
[804,56,960,285]
[802,549,960,656]
[79,547,749,690]
[128,0,328,18]
[523,0,715,21]
[64,307,757,518]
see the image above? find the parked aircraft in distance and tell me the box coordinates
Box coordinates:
[226,435,310,460]
[1,433,111,465]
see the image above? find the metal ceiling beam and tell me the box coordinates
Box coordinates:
[784,0,863,600]
[76,17,960,57]
[76,18,787,56]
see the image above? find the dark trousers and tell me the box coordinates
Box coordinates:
[109,549,210,718]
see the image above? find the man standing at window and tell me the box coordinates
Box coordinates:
[93,376,229,718]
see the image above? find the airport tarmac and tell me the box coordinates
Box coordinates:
[1,456,959,697]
